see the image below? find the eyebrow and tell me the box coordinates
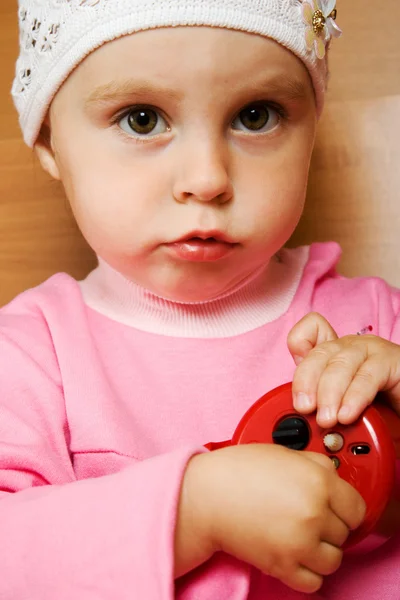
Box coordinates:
[246,75,310,102]
[84,74,310,110]
[84,80,183,109]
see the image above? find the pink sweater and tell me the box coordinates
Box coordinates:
[0,242,400,599]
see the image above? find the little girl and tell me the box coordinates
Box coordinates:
[4,0,400,598]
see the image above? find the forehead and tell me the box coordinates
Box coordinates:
[68,26,313,100]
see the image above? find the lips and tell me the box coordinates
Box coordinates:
[165,231,237,262]
[173,230,235,244]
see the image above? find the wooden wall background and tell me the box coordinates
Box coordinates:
[1,0,399,306]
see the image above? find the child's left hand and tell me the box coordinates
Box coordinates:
[287,312,400,428]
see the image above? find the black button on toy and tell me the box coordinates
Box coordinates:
[352,444,371,455]
[272,416,310,450]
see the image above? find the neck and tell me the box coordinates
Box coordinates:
[79,247,309,338]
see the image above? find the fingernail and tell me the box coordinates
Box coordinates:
[293,355,304,366]
[338,406,351,421]
[295,392,313,411]
[318,405,334,423]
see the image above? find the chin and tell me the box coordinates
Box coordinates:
[160,288,220,304]
[155,278,229,304]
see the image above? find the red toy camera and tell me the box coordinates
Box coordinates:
[206,382,400,552]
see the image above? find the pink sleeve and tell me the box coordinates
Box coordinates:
[373,281,400,343]
[388,286,400,344]
[0,328,201,599]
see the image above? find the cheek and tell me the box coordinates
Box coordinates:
[240,148,310,233]
[57,149,163,248]
[232,143,311,256]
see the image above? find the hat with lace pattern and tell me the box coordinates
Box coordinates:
[12,0,342,147]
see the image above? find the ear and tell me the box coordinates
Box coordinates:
[34,122,61,181]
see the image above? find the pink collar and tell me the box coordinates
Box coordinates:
[79,247,309,338]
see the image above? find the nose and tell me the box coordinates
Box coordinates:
[172,136,233,205]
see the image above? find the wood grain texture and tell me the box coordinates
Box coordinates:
[1,0,399,306]
[289,95,400,286]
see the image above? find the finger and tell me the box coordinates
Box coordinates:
[321,513,350,548]
[329,477,366,531]
[301,541,343,576]
[337,357,392,424]
[302,453,351,530]
[303,451,337,473]
[315,343,368,427]
[287,312,338,366]
[292,340,341,415]
[276,565,324,594]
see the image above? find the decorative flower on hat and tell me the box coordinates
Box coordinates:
[302,0,342,60]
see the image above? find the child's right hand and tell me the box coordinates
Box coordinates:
[175,444,366,593]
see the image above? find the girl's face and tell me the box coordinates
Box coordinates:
[38,27,317,302]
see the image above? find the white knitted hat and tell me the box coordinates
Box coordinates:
[12,0,342,147]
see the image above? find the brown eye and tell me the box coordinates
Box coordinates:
[128,109,158,133]
[119,107,168,137]
[232,104,280,133]
[240,106,269,130]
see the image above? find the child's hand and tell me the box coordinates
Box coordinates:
[175,444,365,593]
[288,312,400,427]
